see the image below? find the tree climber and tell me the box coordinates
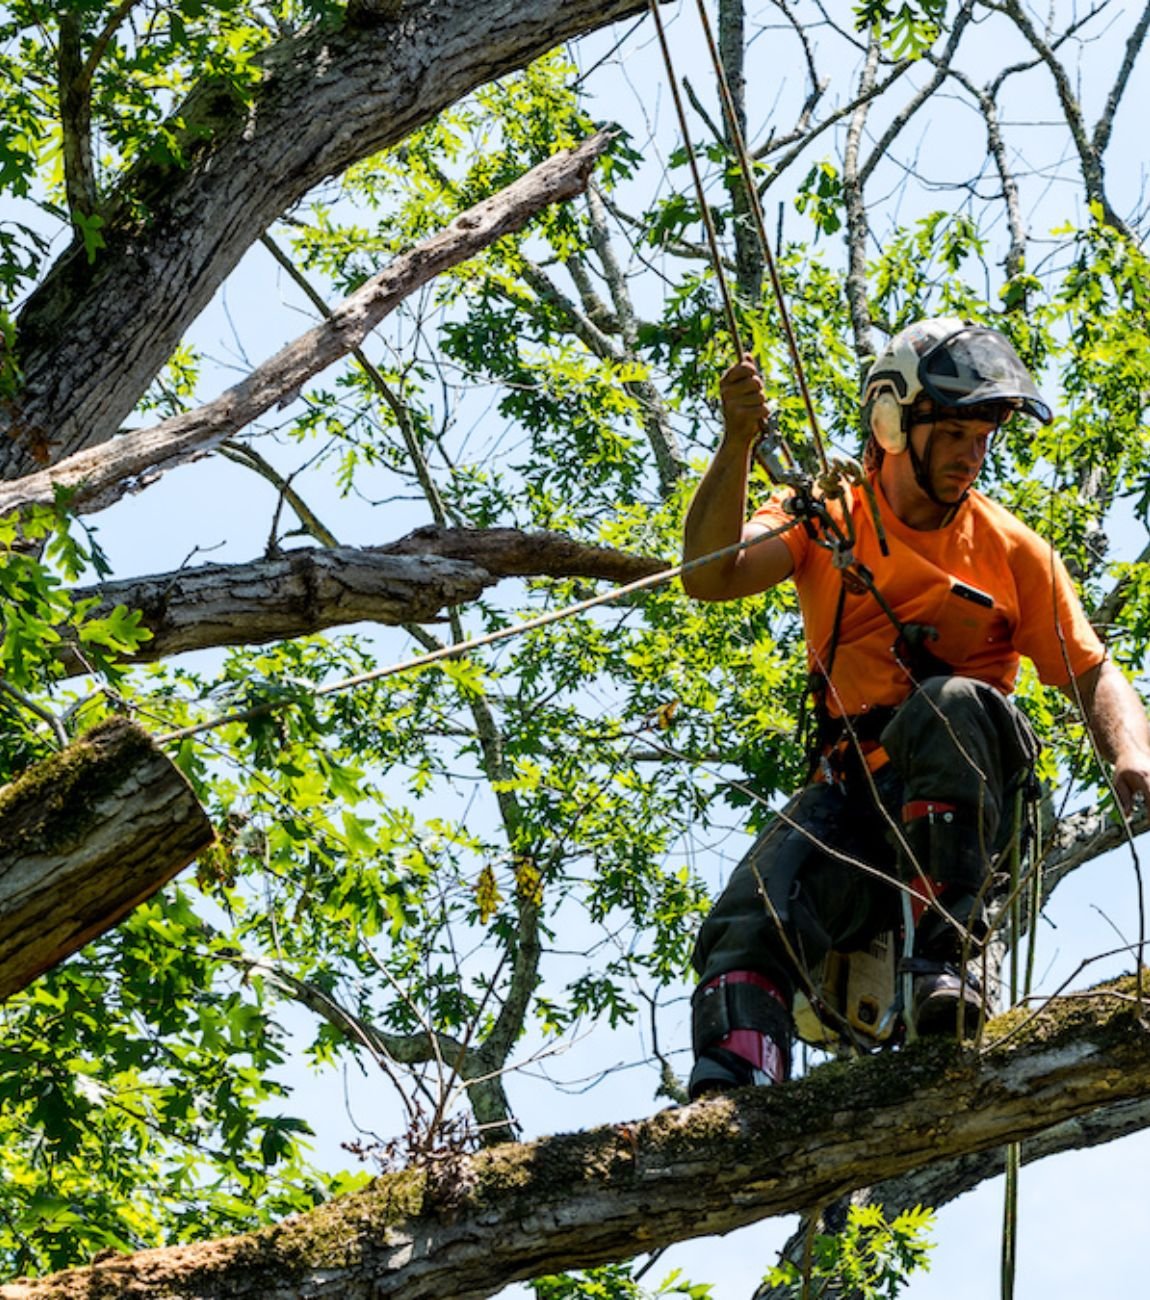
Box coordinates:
[681,317,1150,1099]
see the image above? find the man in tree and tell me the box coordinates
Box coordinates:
[681,317,1150,1099]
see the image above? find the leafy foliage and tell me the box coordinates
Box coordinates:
[854,2,946,56]
[763,1204,935,1299]
[536,1263,713,1299]
[0,0,1148,1290]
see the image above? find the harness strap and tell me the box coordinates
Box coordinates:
[902,799,959,822]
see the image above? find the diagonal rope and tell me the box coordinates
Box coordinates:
[155,521,802,745]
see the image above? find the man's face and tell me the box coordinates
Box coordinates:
[907,409,995,504]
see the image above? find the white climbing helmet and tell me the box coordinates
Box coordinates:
[863,317,1052,426]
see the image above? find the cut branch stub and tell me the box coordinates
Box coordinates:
[0,717,214,1001]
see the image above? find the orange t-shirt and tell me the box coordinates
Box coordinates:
[752,476,1106,718]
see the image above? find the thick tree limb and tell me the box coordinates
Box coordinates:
[0,132,615,519]
[5,0,656,478]
[2,976,1148,1299]
[376,525,666,582]
[59,529,665,672]
[0,718,213,1002]
[755,1092,1150,1300]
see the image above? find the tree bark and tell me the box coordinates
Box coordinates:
[59,529,664,672]
[0,718,214,1002]
[0,132,616,520]
[4,0,656,479]
[754,1092,1150,1300]
[2,976,1146,1298]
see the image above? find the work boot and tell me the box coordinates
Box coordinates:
[905,882,988,1040]
[897,803,991,1040]
[688,970,790,1099]
[904,957,984,1039]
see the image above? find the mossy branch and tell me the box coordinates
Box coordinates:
[4,975,1148,1299]
[0,718,213,1001]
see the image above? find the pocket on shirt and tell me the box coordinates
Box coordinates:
[930,580,1007,668]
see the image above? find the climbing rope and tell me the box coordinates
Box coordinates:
[155,519,803,745]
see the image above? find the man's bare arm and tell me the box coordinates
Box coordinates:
[1067,659,1150,814]
[681,356,794,601]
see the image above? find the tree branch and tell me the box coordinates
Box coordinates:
[755,1092,1150,1300]
[0,131,616,519]
[1091,1,1150,162]
[4,977,1149,1299]
[5,0,657,478]
[58,528,664,673]
[1000,0,1134,238]
[943,65,1028,284]
[0,718,213,1001]
[217,441,341,549]
[56,11,97,223]
[584,186,684,493]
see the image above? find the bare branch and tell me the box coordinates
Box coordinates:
[217,441,341,549]
[0,132,616,520]
[858,1,976,191]
[1091,0,1150,159]
[943,66,1028,282]
[585,186,685,491]
[1000,0,1134,237]
[842,30,881,355]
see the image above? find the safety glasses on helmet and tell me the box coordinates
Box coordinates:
[917,326,1052,425]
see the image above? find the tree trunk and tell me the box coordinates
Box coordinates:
[2,976,1147,1298]
[0,718,214,1001]
[4,0,655,479]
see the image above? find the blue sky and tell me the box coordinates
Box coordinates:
[16,2,1150,1294]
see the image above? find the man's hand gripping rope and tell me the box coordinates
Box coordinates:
[729,352,888,571]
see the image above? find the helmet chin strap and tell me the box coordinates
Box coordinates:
[906,422,970,509]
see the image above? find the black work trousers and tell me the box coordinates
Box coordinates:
[691,676,1039,999]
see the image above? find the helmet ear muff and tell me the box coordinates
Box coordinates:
[869,391,906,454]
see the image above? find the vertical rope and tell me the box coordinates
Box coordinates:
[1001,787,1025,1300]
[1001,1142,1020,1300]
[688,0,829,473]
[646,0,745,356]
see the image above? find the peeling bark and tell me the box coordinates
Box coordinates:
[0,718,213,1002]
[2,977,1147,1299]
